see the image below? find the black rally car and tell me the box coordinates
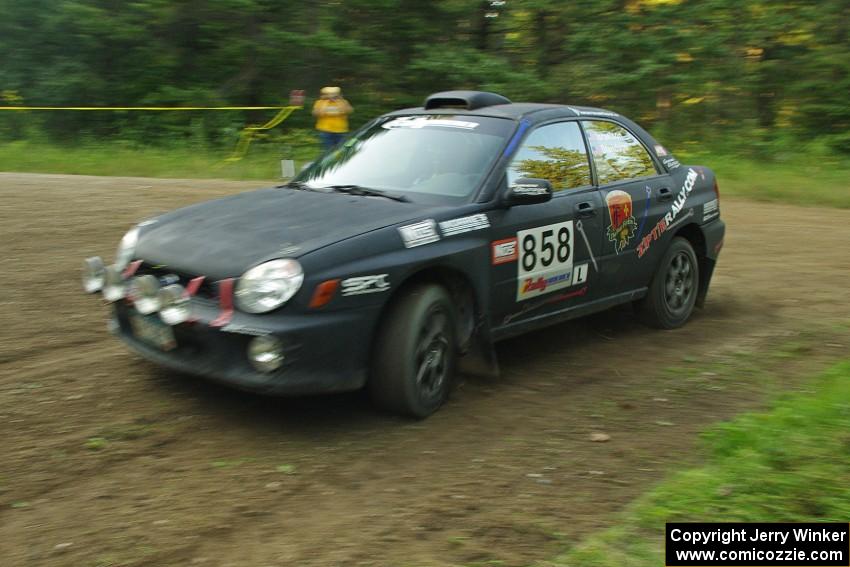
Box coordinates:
[82,91,724,418]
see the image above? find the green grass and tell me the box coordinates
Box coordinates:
[679,151,850,209]
[554,359,850,567]
[1,140,848,207]
[0,139,316,180]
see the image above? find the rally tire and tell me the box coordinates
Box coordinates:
[636,237,699,329]
[370,284,457,419]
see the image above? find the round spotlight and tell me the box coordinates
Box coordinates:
[102,265,127,303]
[131,275,162,315]
[158,284,190,325]
[82,257,106,293]
[247,336,284,373]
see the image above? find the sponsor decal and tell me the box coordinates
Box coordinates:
[491,237,518,265]
[439,213,489,237]
[637,168,698,258]
[654,144,668,156]
[277,242,301,256]
[399,219,440,248]
[605,190,638,254]
[567,106,619,118]
[667,207,694,232]
[703,198,719,222]
[340,274,390,296]
[516,221,575,301]
[511,183,549,196]
[662,157,681,170]
[503,283,589,325]
[383,116,479,130]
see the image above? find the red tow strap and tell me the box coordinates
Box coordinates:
[210,278,234,327]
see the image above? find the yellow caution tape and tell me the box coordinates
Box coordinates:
[224,106,301,162]
[0,104,304,162]
[0,106,291,110]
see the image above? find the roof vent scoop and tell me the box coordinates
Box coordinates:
[424,90,511,111]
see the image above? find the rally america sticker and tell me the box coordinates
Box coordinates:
[399,220,440,248]
[439,214,489,237]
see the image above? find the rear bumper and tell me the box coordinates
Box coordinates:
[697,217,725,306]
[112,301,381,395]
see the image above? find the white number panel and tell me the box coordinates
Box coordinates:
[516,221,575,301]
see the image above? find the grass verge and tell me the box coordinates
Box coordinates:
[1,141,849,208]
[0,140,315,180]
[678,152,850,209]
[554,359,850,566]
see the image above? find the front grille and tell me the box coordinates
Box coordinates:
[135,262,220,301]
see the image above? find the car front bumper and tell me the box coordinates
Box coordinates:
[111,300,380,396]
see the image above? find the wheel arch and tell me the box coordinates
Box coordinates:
[376,264,484,355]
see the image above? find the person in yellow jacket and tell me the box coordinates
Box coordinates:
[313,86,353,151]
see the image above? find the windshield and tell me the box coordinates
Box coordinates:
[295,115,515,202]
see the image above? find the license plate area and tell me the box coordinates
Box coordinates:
[130,312,176,351]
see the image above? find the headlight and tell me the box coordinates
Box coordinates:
[130,274,161,315]
[158,284,191,325]
[115,227,140,271]
[82,257,106,293]
[102,265,126,302]
[235,259,304,314]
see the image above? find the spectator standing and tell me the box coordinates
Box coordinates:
[313,86,353,151]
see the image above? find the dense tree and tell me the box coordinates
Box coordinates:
[0,0,847,153]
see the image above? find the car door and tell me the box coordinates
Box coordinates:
[488,120,604,328]
[581,119,672,295]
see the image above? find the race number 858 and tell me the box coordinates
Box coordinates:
[518,221,574,275]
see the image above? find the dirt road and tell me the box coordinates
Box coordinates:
[1,172,849,567]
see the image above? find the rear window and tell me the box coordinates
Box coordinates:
[583,120,658,185]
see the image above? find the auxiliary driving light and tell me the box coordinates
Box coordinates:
[247,336,284,373]
[102,265,127,303]
[131,275,162,315]
[82,257,106,293]
[158,284,190,325]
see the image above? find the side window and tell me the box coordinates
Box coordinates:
[583,120,659,185]
[507,122,592,191]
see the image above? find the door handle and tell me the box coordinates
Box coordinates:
[575,201,596,218]
[658,187,673,202]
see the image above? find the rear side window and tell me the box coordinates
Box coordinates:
[583,120,658,185]
[507,121,592,191]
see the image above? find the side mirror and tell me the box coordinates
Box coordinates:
[502,178,553,207]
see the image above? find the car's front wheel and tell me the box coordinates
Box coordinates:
[636,236,700,329]
[370,284,457,418]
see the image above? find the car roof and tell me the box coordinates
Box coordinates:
[382,90,664,155]
[386,99,620,124]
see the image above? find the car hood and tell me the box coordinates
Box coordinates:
[135,187,439,278]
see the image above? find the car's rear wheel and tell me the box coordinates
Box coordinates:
[636,236,699,329]
[370,284,457,418]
